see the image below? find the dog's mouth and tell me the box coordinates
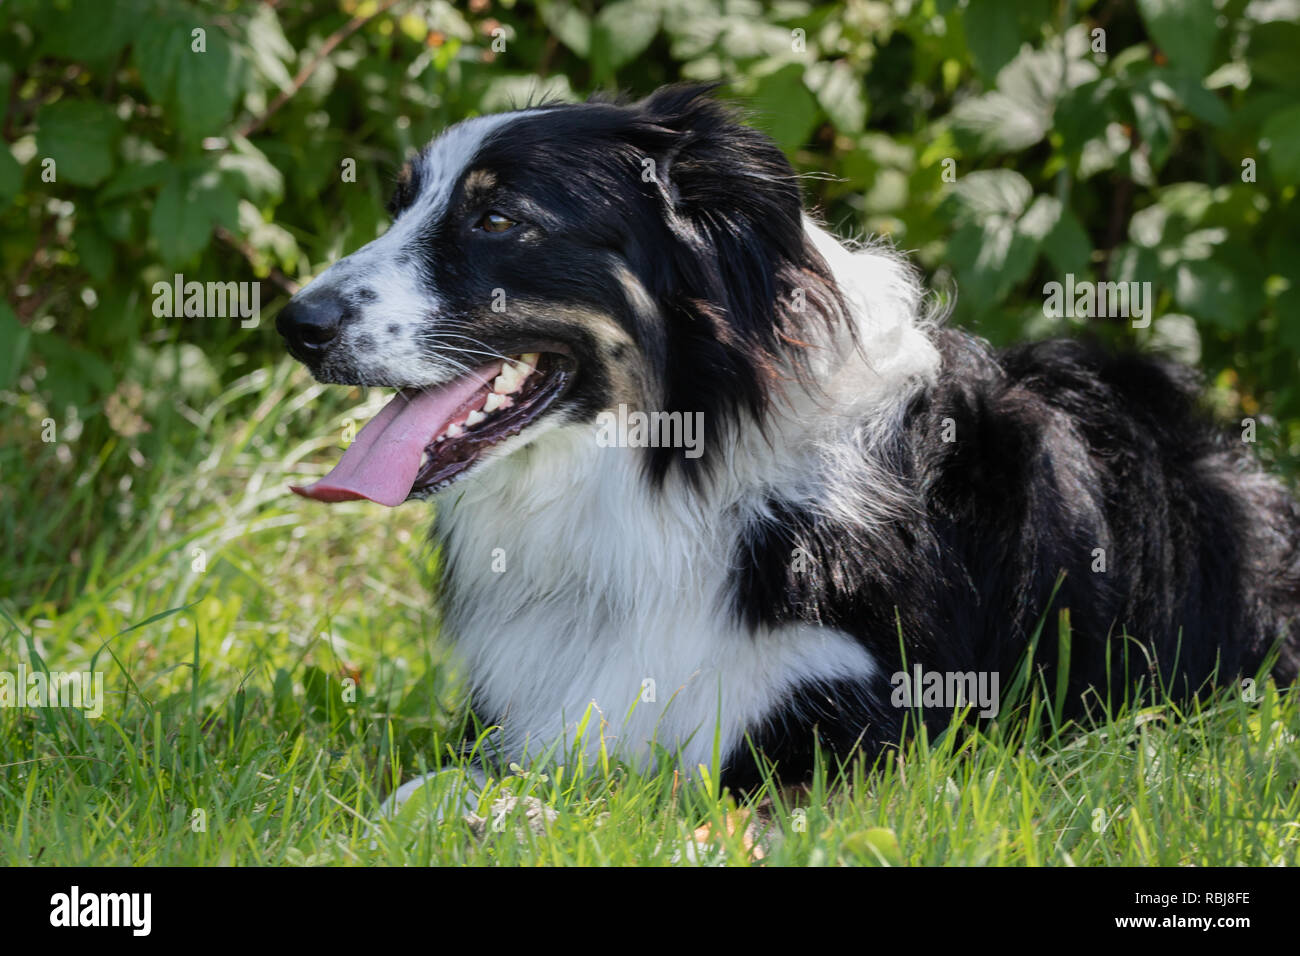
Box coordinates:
[291,351,572,505]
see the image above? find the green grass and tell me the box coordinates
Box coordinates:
[1,355,1298,866]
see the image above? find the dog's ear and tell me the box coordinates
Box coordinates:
[632,84,804,238]
[624,85,844,475]
[629,85,833,343]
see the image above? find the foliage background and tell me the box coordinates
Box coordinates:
[2,0,1298,632]
[2,1,1299,867]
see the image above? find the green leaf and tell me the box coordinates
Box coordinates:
[1147,313,1201,365]
[1137,0,1218,78]
[963,0,1022,81]
[944,170,1046,311]
[149,167,239,266]
[1261,105,1300,185]
[32,335,115,406]
[1245,19,1300,91]
[238,200,299,273]
[218,140,285,204]
[174,27,239,144]
[1131,86,1174,170]
[36,0,142,62]
[539,0,591,58]
[98,160,172,202]
[946,168,1033,223]
[750,63,820,153]
[806,60,868,134]
[0,303,30,390]
[1017,194,1062,243]
[96,202,136,242]
[133,15,239,144]
[951,47,1098,153]
[1110,243,1160,287]
[0,145,22,209]
[1053,78,1116,156]
[714,20,793,61]
[1154,181,1215,223]
[1174,260,1245,329]
[35,100,121,186]
[75,222,114,281]
[133,17,187,107]
[1042,206,1092,275]
[950,90,1044,152]
[1147,69,1229,126]
[245,3,296,92]
[1129,203,1169,248]
[591,0,660,82]
[1213,239,1267,316]
[982,228,1048,298]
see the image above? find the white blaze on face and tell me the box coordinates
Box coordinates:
[301,111,533,386]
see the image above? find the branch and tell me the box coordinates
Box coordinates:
[232,0,402,140]
[215,226,300,297]
[2,67,22,143]
[10,217,58,322]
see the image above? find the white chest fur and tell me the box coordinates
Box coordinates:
[432,227,939,772]
[436,432,880,770]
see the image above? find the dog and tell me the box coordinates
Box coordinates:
[279,85,1299,800]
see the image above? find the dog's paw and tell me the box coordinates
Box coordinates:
[368,767,486,849]
[379,770,480,820]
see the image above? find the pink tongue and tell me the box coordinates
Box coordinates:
[291,365,498,506]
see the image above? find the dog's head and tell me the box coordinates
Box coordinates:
[282,85,845,505]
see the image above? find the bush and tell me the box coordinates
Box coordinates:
[2,0,1297,554]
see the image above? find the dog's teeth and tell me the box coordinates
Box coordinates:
[494,362,527,394]
[465,410,486,427]
[519,352,540,369]
[483,392,509,413]
[445,423,463,438]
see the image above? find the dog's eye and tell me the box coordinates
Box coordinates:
[477,211,517,233]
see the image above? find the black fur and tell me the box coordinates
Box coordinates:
[724,329,1300,788]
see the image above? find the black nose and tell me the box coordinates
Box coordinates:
[277,295,342,358]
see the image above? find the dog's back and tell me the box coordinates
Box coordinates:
[720,328,1300,786]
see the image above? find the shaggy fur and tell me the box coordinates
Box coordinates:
[279,85,1300,794]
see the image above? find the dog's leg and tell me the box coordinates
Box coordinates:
[376,765,488,824]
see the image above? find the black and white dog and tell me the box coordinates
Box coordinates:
[280,85,1299,798]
